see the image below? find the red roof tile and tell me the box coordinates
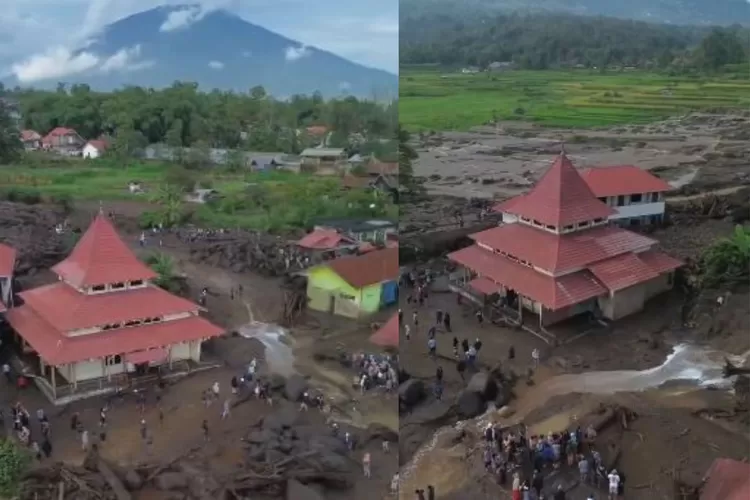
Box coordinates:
[4,305,223,365]
[298,229,354,250]
[326,247,399,289]
[579,165,672,197]
[471,224,656,274]
[19,282,200,332]
[21,130,41,141]
[86,139,109,151]
[0,243,16,276]
[52,214,157,287]
[588,253,659,292]
[499,153,615,227]
[637,249,683,274]
[369,314,399,347]
[42,127,78,143]
[449,245,607,310]
[700,458,750,500]
[468,277,501,295]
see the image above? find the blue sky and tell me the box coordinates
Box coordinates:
[0,0,398,82]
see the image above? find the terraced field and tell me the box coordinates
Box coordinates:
[400,66,750,130]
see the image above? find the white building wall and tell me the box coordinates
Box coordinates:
[609,202,665,220]
[82,144,101,159]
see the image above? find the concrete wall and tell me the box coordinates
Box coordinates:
[58,340,204,383]
[600,283,647,320]
[644,272,673,301]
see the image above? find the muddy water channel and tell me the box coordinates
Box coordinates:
[399,344,750,498]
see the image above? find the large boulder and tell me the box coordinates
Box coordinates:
[456,389,486,418]
[398,379,426,408]
[284,374,308,401]
[466,372,498,401]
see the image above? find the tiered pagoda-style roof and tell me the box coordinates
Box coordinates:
[449,153,682,311]
[495,153,615,228]
[5,214,223,365]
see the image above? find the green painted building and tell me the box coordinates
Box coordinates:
[306,248,399,318]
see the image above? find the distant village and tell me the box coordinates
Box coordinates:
[10,105,398,198]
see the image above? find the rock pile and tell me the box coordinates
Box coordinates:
[0,202,67,275]
[187,232,302,277]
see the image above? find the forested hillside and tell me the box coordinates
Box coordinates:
[401,0,750,27]
[400,10,749,70]
[0,83,397,153]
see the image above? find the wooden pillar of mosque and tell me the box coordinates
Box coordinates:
[51,367,56,400]
[539,308,544,329]
[518,296,523,324]
[39,357,44,375]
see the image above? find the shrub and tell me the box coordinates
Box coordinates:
[0,440,30,497]
[699,225,750,287]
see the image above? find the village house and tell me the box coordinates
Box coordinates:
[297,228,359,256]
[300,147,347,175]
[448,153,682,331]
[0,243,16,312]
[312,218,397,245]
[369,313,399,348]
[20,130,42,151]
[305,248,398,318]
[82,139,110,159]
[578,165,672,226]
[2,214,224,403]
[42,127,85,155]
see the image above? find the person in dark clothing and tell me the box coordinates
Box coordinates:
[532,470,544,497]
[553,485,567,500]
[508,345,515,360]
[436,366,443,382]
[474,339,483,351]
[443,313,451,332]
[461,338,469,354]
[456,360,466,380]
[415,489,425,500]
[427,485,435,500]
[618,470,626,496]
[41,439,52,458]
[436,310,443,325]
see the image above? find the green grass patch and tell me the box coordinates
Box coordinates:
[399,68,750,131]
[0,155,395,232]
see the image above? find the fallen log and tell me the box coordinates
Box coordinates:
[96,459,131,500]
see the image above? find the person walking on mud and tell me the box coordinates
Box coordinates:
[427,337,437,359]
[362,451,371,478]
[443,312,452,332]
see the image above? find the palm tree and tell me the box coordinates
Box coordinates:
[144,253,177,291]
[150,184,184,227]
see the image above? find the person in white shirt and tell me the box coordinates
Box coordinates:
[608,469,620,499]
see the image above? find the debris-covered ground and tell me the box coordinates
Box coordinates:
[0,201,398,500]
[402,111,750,237]
[397,111,750,499]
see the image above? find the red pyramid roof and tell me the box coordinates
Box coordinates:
[52,214,157,288]
[501,153,615,227]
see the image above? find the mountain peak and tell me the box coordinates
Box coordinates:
[5,6,396,98]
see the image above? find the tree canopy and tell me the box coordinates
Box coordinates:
[0,101,22,164]
[400,10,749,71]
[5,83,397,153]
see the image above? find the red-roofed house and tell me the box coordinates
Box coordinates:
[0,243,16,312]
[369,314,399,348]
[3,214,223,402]
[42,127,85,155]
[82,139,110,159]
[20,130,42,151]
[450,153,682,328]
[306,248,399,318]
[579,165,672,226]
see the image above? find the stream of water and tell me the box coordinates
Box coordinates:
[400,344,750,493]
[237,321,297,377]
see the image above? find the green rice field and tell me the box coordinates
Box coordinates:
[0,157,396,231]
[399,66,750,131]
